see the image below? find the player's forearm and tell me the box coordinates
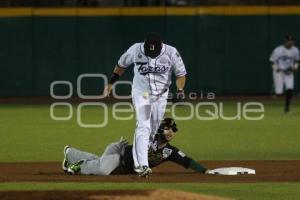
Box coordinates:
[271,63,278,71]
[176,76,186,90]
[188,159,207,174]
[109,66,125,85]
[113,65,125,76]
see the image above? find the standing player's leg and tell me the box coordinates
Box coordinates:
[284,73,294,113]
[132,89,152,171]
[150,96,168,141]
[273,71,284,95]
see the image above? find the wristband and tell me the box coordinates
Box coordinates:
[109,73,120,84]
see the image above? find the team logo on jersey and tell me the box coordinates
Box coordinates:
[136,62,169,75]
[162,148,172,158]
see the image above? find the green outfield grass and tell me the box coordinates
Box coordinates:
[0,99,299,200]
[0,100,299,161]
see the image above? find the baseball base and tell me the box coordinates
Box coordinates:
[207,167,255,175]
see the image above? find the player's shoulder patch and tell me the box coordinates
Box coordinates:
[178,150,186,157]
[162,148,173,158]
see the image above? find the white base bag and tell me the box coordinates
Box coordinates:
[207,167,255,175]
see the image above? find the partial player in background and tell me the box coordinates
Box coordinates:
[270,35,299,113]
[103,33,187,177]
[63,118,209,176]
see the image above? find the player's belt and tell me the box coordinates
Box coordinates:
[151,88,168,97]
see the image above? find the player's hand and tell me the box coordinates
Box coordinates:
[119,136,128,145]
[103,84,113,97]
[173,89,185,103]
[118,137,128,155]
[119,139,128,147]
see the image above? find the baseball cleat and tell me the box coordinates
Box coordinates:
[62,159,69,173]
[67,160,84,175]
[138,166,152,178]
[62,145,70,172]
[134,166,143,173]
[284,108,292,114]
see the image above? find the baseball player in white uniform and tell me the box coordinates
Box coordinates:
[270,35,299,113]
[103,33,187,177]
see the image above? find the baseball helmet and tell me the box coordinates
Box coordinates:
[157,118,178,135]
[144,33,162,58]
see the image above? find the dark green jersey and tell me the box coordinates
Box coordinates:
[112,136,192,174]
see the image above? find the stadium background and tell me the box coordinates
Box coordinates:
[1,3,300,96]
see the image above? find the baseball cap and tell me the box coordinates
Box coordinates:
[144,33,162,58]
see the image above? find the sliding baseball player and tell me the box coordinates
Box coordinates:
[63,118,208,176]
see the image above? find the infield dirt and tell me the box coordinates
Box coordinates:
[0,190,232,200]
[1,160,299,183]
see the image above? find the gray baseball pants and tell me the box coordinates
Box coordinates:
[65,141,122,175]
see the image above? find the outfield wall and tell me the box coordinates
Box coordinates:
[1,6,300,96]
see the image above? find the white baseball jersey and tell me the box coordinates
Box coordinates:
[118,43,187,96]
[118,42,186,169]
[270,45,299,94]
[270,45,299,70]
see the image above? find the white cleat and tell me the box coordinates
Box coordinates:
[138,166,152,178]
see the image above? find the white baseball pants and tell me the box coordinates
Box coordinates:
[273,71,294,94]
[131,88,168,168]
